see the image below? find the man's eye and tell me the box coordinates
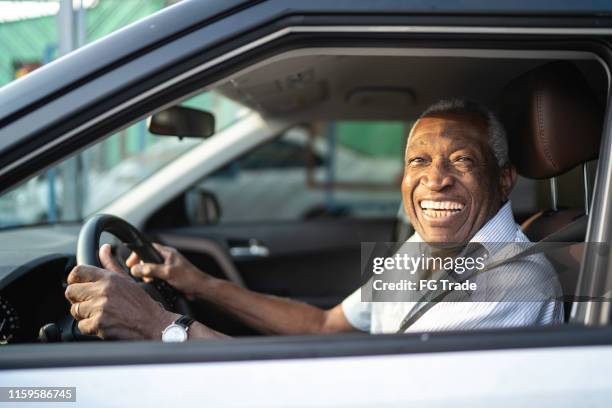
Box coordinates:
[408,157,427,166]
[454,156,474,165]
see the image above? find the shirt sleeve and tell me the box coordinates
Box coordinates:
[341,286,372,332]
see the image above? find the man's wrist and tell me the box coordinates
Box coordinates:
[148,309,180,340]
[154,310,228,341]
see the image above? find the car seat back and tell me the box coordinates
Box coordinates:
[501,61,604,320]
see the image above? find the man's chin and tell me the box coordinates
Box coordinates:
[418,228,468,246]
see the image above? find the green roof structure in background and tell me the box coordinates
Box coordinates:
[0,0,166,86]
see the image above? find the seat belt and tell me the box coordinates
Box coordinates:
[395,239,575,334]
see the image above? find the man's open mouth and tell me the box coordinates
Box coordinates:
[419,200,465,218]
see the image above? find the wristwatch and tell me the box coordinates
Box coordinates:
[161,316,194,343]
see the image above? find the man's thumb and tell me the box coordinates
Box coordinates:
[99,244,127,275]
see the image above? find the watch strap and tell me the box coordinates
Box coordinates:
[175,316,194,330]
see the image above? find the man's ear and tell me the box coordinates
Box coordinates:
[499,163,517,201]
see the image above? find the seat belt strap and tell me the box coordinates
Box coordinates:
[396,241,573,333]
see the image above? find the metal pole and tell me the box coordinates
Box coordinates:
[77,0,86,48]
[549,177,558,212]
[583,162,591,216]
[43,45,57,223]
[138,121,147,152]
[57,0,74,56]
[57,0,81,221]
[76,0,90,214]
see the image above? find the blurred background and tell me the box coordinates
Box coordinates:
[0,1,581,231]
[0,1,248,228]
[1,0,180,85]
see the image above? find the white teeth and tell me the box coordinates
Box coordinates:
[420,200,464,210]
[422,209,460,218]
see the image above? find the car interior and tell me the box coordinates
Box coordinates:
[141,50,607,335]
[0,48,608,342]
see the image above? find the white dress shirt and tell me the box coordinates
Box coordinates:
[341,201,564,333]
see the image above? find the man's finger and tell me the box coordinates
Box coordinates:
[99,244,127,275]
[65,282,98,303]
[130,263,165,280]
[152,243,172,259]
[70,299,96,320]
[125,252,141,268]
[67,265,107,284]
[77,317,99,337]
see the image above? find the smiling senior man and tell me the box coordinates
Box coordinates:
[65,99,563,341]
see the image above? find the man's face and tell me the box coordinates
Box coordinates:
[402,111,515,245]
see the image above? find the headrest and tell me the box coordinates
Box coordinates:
[501,61,603,179]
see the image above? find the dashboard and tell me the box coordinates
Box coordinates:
[0,255,188,343]
[0,254,75,343]
[0,223,198,344]
[0,222,253,343]
[0,224,80,344]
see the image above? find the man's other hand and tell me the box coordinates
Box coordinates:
[64,244,176,340]
[127,243,209,300]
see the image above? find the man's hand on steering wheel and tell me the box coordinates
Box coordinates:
[65,244,177,340]
[127,243,211,301]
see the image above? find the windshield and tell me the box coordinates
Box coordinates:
[0,91,249,229]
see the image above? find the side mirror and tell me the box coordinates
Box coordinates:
[185,189,221,225]
[147,106,215,139]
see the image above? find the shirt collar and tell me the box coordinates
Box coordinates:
[407,200,518,256]
[470,200,518,254]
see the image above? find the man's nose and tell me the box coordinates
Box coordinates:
[420,160,454,191]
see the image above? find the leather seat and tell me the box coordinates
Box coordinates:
[500,61,604,242]
[520,208,584,242]
[501,61,604,320]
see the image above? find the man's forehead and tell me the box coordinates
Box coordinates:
[408,112,489,146]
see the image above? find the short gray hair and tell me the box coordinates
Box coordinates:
[409,99,509,167]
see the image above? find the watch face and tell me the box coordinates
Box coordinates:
[162,324,188,343]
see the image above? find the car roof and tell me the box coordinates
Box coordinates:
[215,51,607,121]
[1,0,611,126]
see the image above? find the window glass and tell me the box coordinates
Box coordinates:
[0,91,249,228]
[197,121,408,223]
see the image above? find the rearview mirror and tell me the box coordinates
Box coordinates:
[147,106,215,139]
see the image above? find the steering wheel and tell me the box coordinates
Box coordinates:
[62,214,192,341]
